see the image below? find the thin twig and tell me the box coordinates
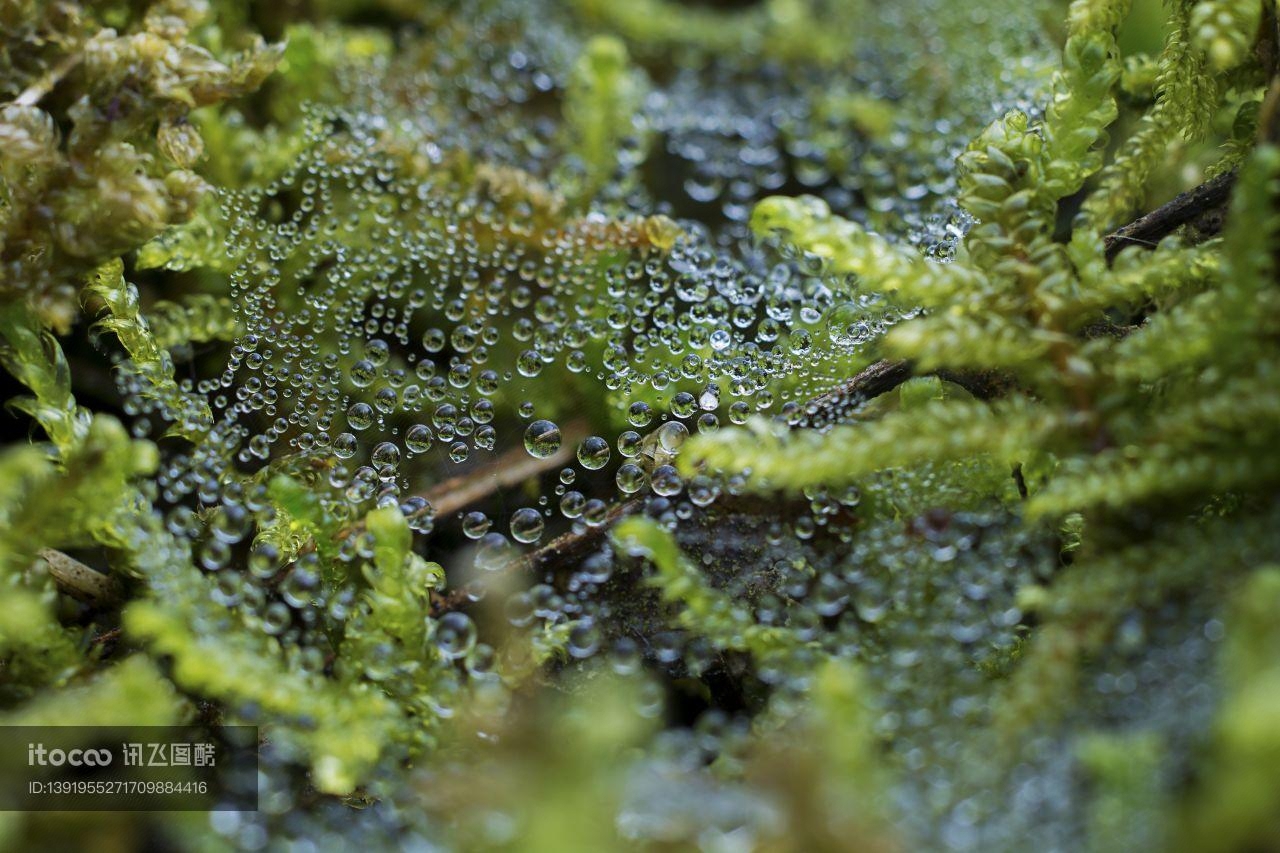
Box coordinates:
[32,548,121,606]
[298,419,589,557]
[801,360,1014,428]
[1012,463,1029,500]
[517,496,642,575]
[429,587,475,617]
[1103,169,1238,262]
[12,52,81,107]
[800,359,913,423]
[422,419,587,518]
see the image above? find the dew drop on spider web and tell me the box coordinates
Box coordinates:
[523,419,562,459]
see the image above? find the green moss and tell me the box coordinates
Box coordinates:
[0,0,1277,848]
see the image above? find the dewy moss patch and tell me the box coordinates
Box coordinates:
[1,0,1279,849]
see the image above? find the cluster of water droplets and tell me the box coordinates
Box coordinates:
[98,0,1171,847]
[129,105,924,593]
[116,0,1060,606]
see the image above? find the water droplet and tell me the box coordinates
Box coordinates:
[435,612,477,660]
[523,419,562,458]
[688,474,721,507]
[405,424,434,453]
[364,338,389,366]
[350,360,377,388]
[651,465,684,497]
[576,436,611,470]
[698,384,720,411]
[371,441,400,467]
[627,402,653,427]
[347,402,374,431]
[568,620,600,658]
[670,392,696,418]
[510,507,545,544]
[560,490,586,518]
[475,532,515,572]
[616,463,647,494]
[657,421,689,454]
[618,430,642,457]
[421,328,446,352]
[462,511,491,539]
[516,349,543,378]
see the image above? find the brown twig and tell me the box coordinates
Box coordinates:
[429,586,475,618]
[1012,463,1029,500]
[296,420,589,558]
[422,419,587,518]
[1103,169,1238,262]
[91,627,122,645]
[800,359,913,422]
[32,548,121,606]
[801,360,1015,428]
[12,52,81,107]
[518,496,643,575]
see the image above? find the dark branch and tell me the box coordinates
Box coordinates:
[518,497,643,576]
[1103,169,1237,262]
[803,358,913,413]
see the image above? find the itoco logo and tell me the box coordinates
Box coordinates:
[27,744,113,767]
